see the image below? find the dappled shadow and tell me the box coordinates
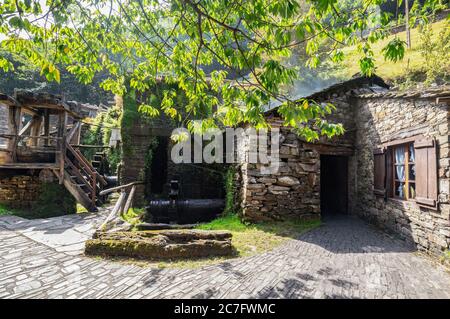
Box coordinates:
[253,267,361,299]
[297,214,416,254]
[0,211,104,236]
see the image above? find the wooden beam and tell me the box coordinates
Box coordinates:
[29,115,43,147]
[43,109,50,147]
[58,111,68,184]
[0,163,59,169]
[99,181,144,196]
[98,190,127,231]
[18,117,35,136]
[7,105,21,162]
[122,185,136,215]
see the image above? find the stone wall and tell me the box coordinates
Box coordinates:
[0,174,41,207]
[120,125,156,206]
[236,84,450,256]
[354,96,450,255]
[237,88,358,222]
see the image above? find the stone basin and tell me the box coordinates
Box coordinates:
[85,229,233,260]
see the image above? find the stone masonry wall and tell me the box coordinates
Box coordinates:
[237,89,358,222]
[354,96,450,255]
[0,175,41,208]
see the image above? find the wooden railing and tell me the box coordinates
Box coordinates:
[66,143,103,205]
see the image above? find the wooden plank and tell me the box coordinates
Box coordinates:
[43,109,50,147]
[0,163,59,169]
[98,191,127,231]
[122,185,136,215]
[62,171,97,212]
[99,181,144,196]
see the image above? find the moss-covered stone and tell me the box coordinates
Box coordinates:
[85,230,233,259]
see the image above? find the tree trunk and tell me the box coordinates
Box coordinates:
[405,0,411,49]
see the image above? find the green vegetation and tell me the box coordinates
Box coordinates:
[122,207,145,226]
[81,103,122,174]
[441,250,450,267]
[100,214,320,269]
[339,19,449,85]
[0,183,76,219]
[2,1,444,141]
[223,166,238,216]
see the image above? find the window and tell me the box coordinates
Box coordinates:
[373,138,438,209]
[392,143,415,200]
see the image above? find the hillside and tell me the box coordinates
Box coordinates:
[338,19,449,84]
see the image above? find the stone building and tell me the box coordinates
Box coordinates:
[236,76,450,256]
[119,92,225,207]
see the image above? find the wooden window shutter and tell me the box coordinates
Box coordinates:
[373,148,386,197]
[414,139,438,209]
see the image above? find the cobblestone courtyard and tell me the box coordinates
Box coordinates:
[0,213,449,299]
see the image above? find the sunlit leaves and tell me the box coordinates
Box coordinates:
[138,103,160,117]
[0,0,444,140]
[0,56,14,71]
[382,38,406,62]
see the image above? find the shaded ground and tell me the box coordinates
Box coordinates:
[0,213,449,298]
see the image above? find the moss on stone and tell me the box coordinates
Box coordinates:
[85,230,233,260]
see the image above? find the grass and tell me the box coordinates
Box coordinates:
[197,214,321,257]
[338,19,448,82]
[441,250,450,267]
[101,214,321,269]
[122,207,145,226]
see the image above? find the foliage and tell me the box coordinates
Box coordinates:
[122,207,145,226]
[0,0,443,140]
[32,182,77,217]
[417,20,450,84]
[81,104,122,173]
[223,166,237,216]
[0,50,112,104]
[0,183,76,219]
[338,18,449,84]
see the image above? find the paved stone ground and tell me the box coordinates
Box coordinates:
[0,213,449,299]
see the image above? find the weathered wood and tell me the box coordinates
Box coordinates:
[62,170,97,212]
[18,118,34,136]
[28,115,43,147]
[99,181,144,196]
[43,109,50,146]
[7,105,21,162]
[58,112,68,184]
[67,122,81,144]
[122,185,136,215]
[71,144,111,149]
[0,163,59,169]
[99,191,127,231]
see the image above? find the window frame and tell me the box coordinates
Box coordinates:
[390,142,416,202]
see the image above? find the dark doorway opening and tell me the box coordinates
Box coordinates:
[150,136,169,194]
[320,155,348,215]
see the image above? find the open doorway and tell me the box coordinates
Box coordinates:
[320,155,348,216]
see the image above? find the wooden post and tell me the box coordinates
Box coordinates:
[58,111,68,184]
[43,109,50,146]
[29,115,42,147]
[123,185,136,215]
[7,105,21,162]
[98,190,127,231]
[405,0,411,49]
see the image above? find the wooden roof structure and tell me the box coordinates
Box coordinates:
[0,90,106,211]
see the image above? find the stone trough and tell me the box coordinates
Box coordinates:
[85,229,233,260]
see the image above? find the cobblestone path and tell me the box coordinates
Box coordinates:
[0,214,449,298]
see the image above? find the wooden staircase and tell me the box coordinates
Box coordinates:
[62,141,108,212]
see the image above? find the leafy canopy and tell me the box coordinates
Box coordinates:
[0,0,445,140]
